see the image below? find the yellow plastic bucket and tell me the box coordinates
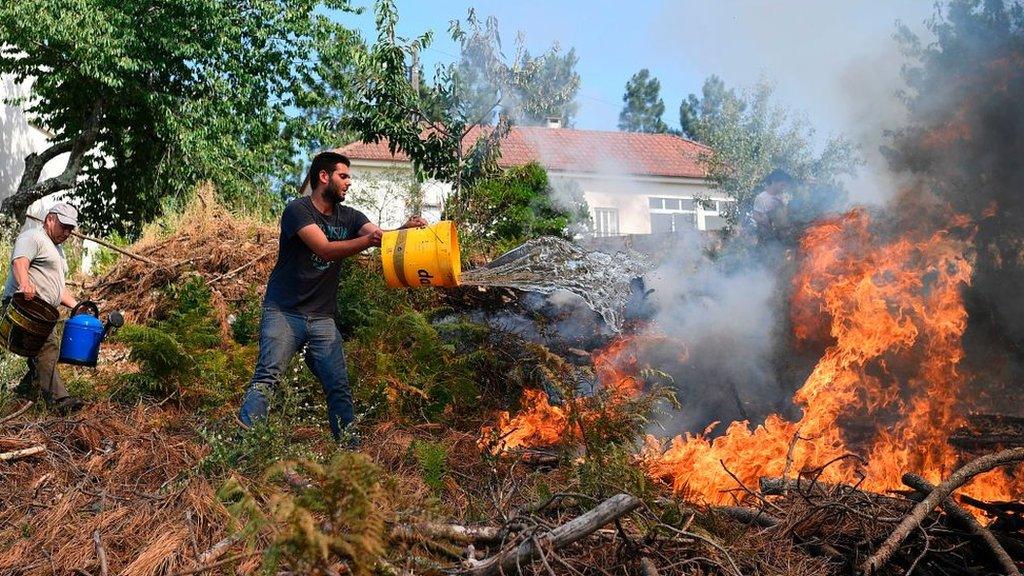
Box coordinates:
[380,221,461,288]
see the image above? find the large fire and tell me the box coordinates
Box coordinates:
[643,209,1021,504]
[484,208,1023,505]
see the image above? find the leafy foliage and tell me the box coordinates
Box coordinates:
[459,162,590,252]
[618,68,669,133]
[679,76,861,224]
[342,3,578,219]
[411,440,448,494]
[0,0,360,233]
[264,452,389,576]
[455,25,581,127]
[349,309,482,422]
[113,276,253,408]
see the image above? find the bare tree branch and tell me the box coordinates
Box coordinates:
[861,447,1024,574]
[4,97,106,219]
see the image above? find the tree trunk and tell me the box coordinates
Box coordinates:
[2,98,105,220]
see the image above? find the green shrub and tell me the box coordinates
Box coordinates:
[264,451,389,576]
[456,162,590,253]
[348,309,484,423]
[410,440,447,494]
[231,290,262,345]
[571,443,656,501]
[112,276,254,410]
[200,419,293,478]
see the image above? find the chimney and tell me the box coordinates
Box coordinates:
[545,116,562,129]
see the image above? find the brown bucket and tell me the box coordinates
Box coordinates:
[0,293,59,357]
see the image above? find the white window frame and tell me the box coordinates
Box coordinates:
[648,196,735,231]
[593,207,619,237]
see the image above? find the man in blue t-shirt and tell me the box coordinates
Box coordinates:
[237,151,425,442]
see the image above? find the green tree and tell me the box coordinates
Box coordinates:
[453,23,580,126]
[461,162,589,247]
[679,77,860,223]
[344,4,562,223]
[0,0,359,234]
[679,75,743,139]
[618,69,668,133]
[511,45,581,126]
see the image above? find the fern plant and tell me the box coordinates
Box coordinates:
[264,451,389,576]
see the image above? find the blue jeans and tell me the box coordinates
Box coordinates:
[238,307,354,439]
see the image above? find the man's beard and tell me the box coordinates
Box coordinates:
[328,181,346,203]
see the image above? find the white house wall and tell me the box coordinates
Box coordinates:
[347,160,729,235]
[348,161,448,228]
[550,172,725,235]
[1,76,69,209]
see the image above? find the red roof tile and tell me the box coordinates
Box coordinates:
[335,126,711,179]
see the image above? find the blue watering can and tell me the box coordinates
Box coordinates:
[58,301,124,367]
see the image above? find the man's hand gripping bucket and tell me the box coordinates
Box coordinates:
[380,221,461,288]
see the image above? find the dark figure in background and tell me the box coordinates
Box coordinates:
[748,169,795,244]
[3,203,84,413]
[237,152,426,443]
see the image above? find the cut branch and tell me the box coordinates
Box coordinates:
[902,472,1020,576]
[393,522,500,544]
[464,493,640,576]
[861,447,1024,574]
[0,444,46,461]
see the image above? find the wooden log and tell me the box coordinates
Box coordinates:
[861,447,1024,574]
[714,506,779,528]
[0,445,45,461]
[464,493,641,576]
[902,473,1020,576]
[397,523,500,544]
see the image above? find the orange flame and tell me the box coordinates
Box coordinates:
[642,209,1022,503]
[481,335,656,453]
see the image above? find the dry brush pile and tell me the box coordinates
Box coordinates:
[88,183,278,339]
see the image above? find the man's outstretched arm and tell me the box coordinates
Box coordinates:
[357,215,428,239]
[296,224,383,262]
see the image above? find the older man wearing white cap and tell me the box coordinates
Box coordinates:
[2,202,83,413]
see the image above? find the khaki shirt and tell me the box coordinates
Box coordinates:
[2,228,68,308]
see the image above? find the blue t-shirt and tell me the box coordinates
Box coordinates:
[263,197,370,316]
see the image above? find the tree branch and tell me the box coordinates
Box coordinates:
[861,447,1024,574]
[464,493,640,576]
[902,473,1020,576]
[4,97,106,219]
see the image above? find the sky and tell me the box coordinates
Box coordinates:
[346,1,935,132]
[345,1,939,201]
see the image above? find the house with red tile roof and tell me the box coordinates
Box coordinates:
[335,122,732,235]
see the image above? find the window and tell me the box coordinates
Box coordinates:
[648,195,736,232]
[648,196,698,233]
[593,208,619,237]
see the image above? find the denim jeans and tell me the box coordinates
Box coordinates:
[238,307,354,439]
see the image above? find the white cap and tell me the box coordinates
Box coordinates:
[48,203,78,228]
